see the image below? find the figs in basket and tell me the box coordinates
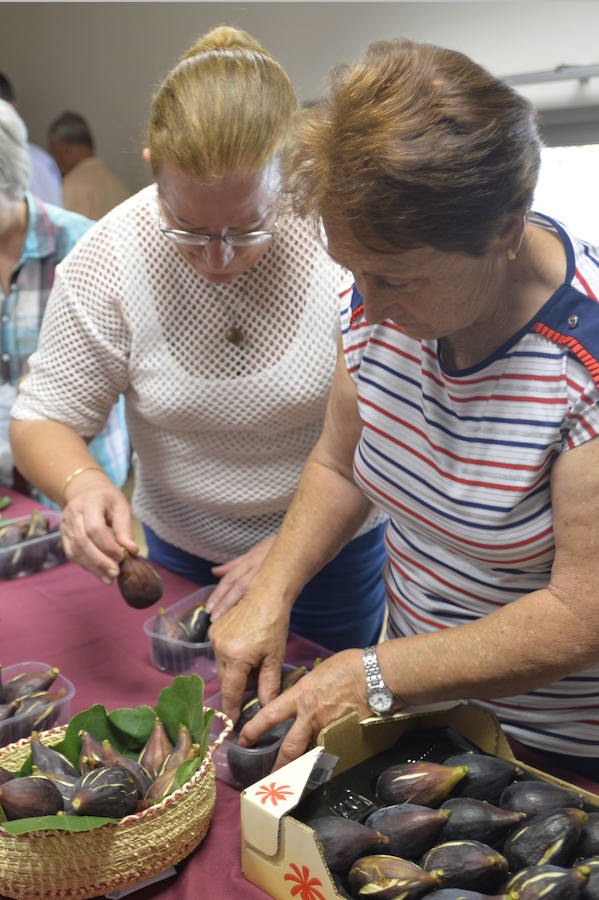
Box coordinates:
[71,766,139,818]
[118,550,164,608]
[0,774,64,819]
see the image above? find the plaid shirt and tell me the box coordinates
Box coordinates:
[1,193,130,495]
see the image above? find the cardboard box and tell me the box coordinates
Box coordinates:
[240,701,599,900]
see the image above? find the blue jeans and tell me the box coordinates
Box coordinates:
[144,522,388,652]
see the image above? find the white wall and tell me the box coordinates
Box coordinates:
[2,1,599,193]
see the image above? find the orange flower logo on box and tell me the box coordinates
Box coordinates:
[255,781,294,806]
[284,862,326,900]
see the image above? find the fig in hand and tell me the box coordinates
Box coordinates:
[117,549,164,608]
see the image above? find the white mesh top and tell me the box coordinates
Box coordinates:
[13,185,381,560]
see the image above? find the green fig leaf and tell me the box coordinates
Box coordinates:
[0,813,118,835]
[174,756,202,791]
[108,705,156,743]
[154,673,205,745]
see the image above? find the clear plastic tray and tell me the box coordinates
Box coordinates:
[143,586,217,679]
[0,511,66,579]
[206,665,296,790]
[0,660,75,747]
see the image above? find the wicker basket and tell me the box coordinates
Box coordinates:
[0,709,233,899]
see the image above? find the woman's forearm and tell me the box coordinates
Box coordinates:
[377,584,599,709]
[9,418,105,506]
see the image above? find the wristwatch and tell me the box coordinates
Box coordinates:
[363,645,395,716]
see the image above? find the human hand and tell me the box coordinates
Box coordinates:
[238,649,369,768]
[209,589,291,724]
[205,535,276,620]
[60,482,138,585]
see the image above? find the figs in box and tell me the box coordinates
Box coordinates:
[0,661,75,747]
[143,586,216,678]
[0,510,66,579]
[239,702,599,900]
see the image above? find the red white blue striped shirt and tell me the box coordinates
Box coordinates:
[341,213,599,756]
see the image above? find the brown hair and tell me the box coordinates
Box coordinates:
[289,39,541,256]
[148,25,298,180]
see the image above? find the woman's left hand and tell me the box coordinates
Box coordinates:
[205,535,276,619]
[237,648,370,769]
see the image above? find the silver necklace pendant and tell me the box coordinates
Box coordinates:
[225,325,243,346]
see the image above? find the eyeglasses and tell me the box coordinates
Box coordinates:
[156,205,278,247]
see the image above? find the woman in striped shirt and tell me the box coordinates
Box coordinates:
[211,38,599,778]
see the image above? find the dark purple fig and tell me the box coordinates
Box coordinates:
[150,607,190,672]
[0,774,63,819]
[348,855,443,900]
[118,550,164,608]
[238,694,262,729]
[500,781,585,817]
[78,730,108,772]
[443,752,522,804]
[29,731,79,777]
[421,840,508,893]
[376,761,469,807]
[143,763,181,803]
[99,740,153,799]
[71,766,138,818]
[280,665,307,691]
[2,666,59,702]
[0,699,20,721]
[31,767,78,813]
[440,797,526,847]
[365,803,450,859]
[137,716,173,779]
[503,808,588,870]
[579,815,599,858]
[0,765,16,785]
[308,816,389,874]
[179,603,210,643]
[11,687,66,731]
[579,857,599,900]
[506,864,591,900]
[156,722,193,775]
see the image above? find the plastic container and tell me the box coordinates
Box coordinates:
[0,511,66,579]
[143,586,217,679]
[206,665,296,790]
[0,660,75,747]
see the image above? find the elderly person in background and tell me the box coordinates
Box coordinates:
[0,73,62,207]
[10,27,387,653]
[0,99,129,500]
[48,111,131,221]
[210,38,599,778]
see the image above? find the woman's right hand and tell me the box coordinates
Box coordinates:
[60,475,139,584]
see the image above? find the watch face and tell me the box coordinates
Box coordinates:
[369,689,393,714]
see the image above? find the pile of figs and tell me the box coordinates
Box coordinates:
[149,601,211,673]
[0,715,201,821]
[0,511,66,579]
[0,665,67,742]
[305,752,599,900]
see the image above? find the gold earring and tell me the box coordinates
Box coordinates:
[506,248,517,261]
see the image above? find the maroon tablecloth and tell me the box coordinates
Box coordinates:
[0,489,332,899]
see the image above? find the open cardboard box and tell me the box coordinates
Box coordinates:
[240,701,599,900]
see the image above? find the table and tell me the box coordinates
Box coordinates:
[2,488,598,899]
[0,488,331,899]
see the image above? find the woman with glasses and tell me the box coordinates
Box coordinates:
[9,26,387,653]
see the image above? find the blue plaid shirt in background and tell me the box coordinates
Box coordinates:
[0,193,130,502]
